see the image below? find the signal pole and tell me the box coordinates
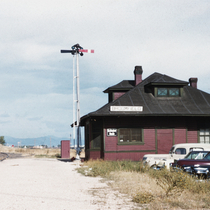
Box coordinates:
[61,44,94,159]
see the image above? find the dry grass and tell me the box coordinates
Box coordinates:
[0,145,85,158]
[78,160,210,210]
[107,171,164,197]
[107,171,210,209]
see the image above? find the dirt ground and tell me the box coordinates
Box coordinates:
[0,145,140,209]
[0,157,139,210]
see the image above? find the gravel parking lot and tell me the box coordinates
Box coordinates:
[0,157,138,210]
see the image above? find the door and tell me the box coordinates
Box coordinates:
[157,129,173,154]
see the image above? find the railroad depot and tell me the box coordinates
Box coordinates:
[80,66,210,161]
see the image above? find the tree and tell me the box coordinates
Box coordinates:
[0,136,5,145]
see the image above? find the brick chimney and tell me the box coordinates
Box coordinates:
[134,66,143,86]
[189,77,198,89]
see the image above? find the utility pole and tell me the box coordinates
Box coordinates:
[61,43,94,159]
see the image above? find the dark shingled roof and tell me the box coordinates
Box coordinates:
[141,72,189,85]
[81,72,210,121]
[103,80,135,93]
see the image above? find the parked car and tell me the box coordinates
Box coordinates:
[171,151,210,172]
[174,151,210,178]
[143,143,210,169]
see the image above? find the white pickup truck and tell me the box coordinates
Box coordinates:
[143,143,210,169]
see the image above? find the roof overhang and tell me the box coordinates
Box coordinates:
[80,113,210,125]
[103,87,133,93]
[145,82,189,87]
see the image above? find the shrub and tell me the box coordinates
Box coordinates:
[132,192,154,204]
[149,168,191,196]
[0,136,5,145]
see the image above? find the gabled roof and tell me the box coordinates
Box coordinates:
[81,72,210,122]
[144,73,189,86]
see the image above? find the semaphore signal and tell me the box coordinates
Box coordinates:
[60,43,94,159]
[79,49,94,53]
[61,43,94,55]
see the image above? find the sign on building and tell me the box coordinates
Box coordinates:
[107,128,117,136]
[110,106,143,112]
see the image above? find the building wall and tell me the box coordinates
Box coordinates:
[157,129,173,154]
[89,150,101,160]
[174,129,186,144]
[86,116,201,161]
[187,130,198,143]
[104,152,153,161]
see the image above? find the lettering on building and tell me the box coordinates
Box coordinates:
[110,106,143,112]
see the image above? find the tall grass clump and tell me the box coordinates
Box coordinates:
[148,168,191,196]
[77,159,147,177]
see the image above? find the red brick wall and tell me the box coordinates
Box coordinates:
[104,152,155,161]
[89,151,101,160]
[105,133,117,151]
[143,129,156,150]
[104,153,117,160]
[116,152,147,161]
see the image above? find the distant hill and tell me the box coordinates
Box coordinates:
[4,136,84,148]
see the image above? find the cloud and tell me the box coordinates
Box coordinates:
[27,117,43,121]
[0,113,10,117]
[0,0,210,138]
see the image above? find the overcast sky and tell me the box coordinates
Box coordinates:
[1,0,210,139]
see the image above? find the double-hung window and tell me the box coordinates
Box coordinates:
[200,129,210,143]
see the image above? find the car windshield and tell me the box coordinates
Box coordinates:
[203,153,210,160]
[185,151,209,159]
[169,147,174,154]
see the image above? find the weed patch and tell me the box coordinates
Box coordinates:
[132,192,154,204]
[78,159,147,177]
[150,168,190,196]
[78,160,210,209]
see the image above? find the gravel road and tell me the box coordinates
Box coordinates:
[0,158,139,210]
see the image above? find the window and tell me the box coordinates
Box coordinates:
[157,88,180,97]
[204,153,210,160]
[185,151,208,159]
[157,88,167,96]
[91,120,102,149]
[119,128,143,144]
[200,129,210,143]
[175,148,186,155]
[169,146,175,154]
[169,88,180,96]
